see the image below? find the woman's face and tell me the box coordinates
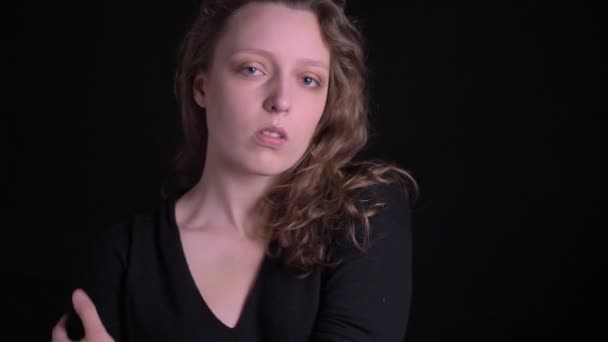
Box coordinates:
[193,2,330,177]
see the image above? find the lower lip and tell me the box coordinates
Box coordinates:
[255,131,286,148]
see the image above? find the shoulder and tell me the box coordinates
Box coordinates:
[357,181,412,211]
[313,181,415,341]
[328,181,413,263]
[86,198,175,263]
[355,181,413,237]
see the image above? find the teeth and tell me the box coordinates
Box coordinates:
[262,130,281,138]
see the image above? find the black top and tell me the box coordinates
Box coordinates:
[65,182,413,342]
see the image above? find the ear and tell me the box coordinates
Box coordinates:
[193,73,207,109]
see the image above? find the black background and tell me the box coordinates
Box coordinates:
[6,0,597,341]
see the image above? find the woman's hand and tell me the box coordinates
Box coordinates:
[51,289,114,342]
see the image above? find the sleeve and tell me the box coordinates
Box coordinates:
[310,183,414,342]
[64,223,129,341]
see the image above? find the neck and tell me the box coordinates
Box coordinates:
[178,155,277,240]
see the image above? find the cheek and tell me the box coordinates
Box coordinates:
[206,82,254,135]
[288,114,323,158]
[297,98,326,138]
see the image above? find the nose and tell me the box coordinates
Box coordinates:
[263,75,291,114]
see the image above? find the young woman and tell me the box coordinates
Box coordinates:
[52,0,417,341]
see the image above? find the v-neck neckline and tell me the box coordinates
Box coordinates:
[166,198,270,332]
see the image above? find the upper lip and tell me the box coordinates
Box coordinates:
[258,125,288,140]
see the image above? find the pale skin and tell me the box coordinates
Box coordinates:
[52,2,330,340]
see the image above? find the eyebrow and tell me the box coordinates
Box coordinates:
[230,48,329,70]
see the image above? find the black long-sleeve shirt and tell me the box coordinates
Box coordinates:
[65,182,413,341]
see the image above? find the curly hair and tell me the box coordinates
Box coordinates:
[170,0,418,274]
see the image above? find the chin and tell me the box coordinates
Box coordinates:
[247,164,291,177]
[242,156,299,178]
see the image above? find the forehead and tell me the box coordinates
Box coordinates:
[215,2,330,64]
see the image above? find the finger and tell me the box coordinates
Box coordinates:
[72,288,107,337]
[50,314,70,342]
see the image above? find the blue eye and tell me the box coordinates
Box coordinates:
[242,66,263,76]
[302,76,320,88]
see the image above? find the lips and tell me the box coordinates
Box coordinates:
[255,125,288,148]
[257,125,288,140]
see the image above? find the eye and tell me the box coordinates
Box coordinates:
[301,76,321,88]
[241,65,264,76]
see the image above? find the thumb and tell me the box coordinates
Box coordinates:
[72,289,109,338]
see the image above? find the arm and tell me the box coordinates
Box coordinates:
[311,183,413,342]
[64,224,128,341]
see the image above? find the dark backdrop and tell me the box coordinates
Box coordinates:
[7,0,596,341]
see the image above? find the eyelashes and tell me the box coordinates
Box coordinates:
[241,65,263,76]
[301,76,321,88]
[239,65,323,89]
